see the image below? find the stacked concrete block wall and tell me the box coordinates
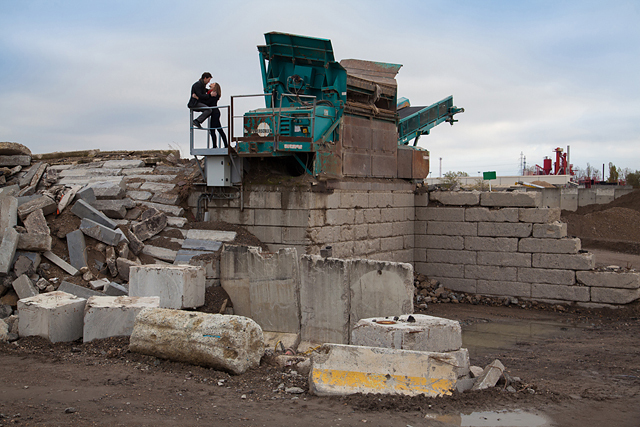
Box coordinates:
[188,181,416,263]
[415,191,638,305]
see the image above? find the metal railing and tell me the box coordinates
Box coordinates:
[189,105,231,156]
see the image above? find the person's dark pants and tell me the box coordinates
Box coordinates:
[209,112,228,148]
[193,103,212,124]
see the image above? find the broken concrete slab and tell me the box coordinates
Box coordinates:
[472,359,505,390]
[106,246,117,277]
[18,291,86,343]
[89,278,110,290]
[309,344,457,397]
[126,190,152,201]
[0,142,31,156]
[126,228,144,255]
[83,295,160,342]
[576,271,640,289]
[13,254,37,277]
[17,233,52,251]
[129,308,264,374]
[0,185,19,201]
[186,229,237,242]
[166,217,187,227]
[141,245,177,262]
[89,199,128,219]
[23,209,50,235]
[80,218,122,246]
[139,201,184,217]
[12,274,38,299]
[0,228,20,275]
[130,211,167,241]
[102,159,145,169]
[351,314,462,352]
[75,186,96,204]
[16,195,56,220]
[0,155,31,167]
[42,251,79,276]
[129,265,205,309]
[66,230,88,270]
[87,180,126,200]
[0,196,17,239]
[182,239,222,252]
[57,281,103,299]
[71,199,118,230]
[13,251,41,270]
[105,281,129,296]
[139,182,176,192]
[150,193,179,205]
[56,185,82,214]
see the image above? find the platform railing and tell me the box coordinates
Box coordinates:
[189,105,231,156]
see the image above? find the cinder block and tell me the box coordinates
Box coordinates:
[429,277,477,294]
[465,265,517,281]
[518,268,575,285]
[380,207,406,223]
[518,208,561,223]
[421,263,465,278]
[18,291,87,343]
[464,207,518,222]
[590,287,640,304]
[531,284,590,302]
[430,191,480,206]
[465,236,518,252]
[83,296,160,342]
[518,238,580,254]
[480,192,541,207]
[576,271,640,289]
[532,222,567,239]
[416,235,465,250]
[309,344,457,397]
[427,249,476,265]
[477,252,531,267]
[478,222,532,238]
[427,221,477,236]
[71,199,118,230]
[351,314,462,352]
[12,274,38,299]
[420,207,465,222]
[532,253,595,270]
[477,280,531,297]
[129,265,205,309]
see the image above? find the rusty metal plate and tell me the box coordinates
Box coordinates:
[343,152,371,177]
[370,120,398,153]
[371,152,397,178]
[397,146,429,179]
[342,115,372,150]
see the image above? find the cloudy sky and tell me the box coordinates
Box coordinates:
[1,0,638,177]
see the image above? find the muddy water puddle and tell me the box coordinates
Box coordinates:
[424,409,550,426]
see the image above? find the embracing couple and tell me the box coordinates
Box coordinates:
[188,72,227,148]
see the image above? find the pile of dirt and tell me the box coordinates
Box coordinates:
[562,189,640,254]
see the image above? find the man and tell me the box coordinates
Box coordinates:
[188,72,214,128]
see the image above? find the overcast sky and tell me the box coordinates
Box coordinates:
[1,0,638,177]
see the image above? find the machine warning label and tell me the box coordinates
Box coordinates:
[257,122,271,137]
[284,144,303,150]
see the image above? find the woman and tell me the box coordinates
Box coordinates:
[206,82,228,148]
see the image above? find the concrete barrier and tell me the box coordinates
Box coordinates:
[83,296,160,342]
[309,344,457,397]
[129,308,264,374]
[129,265,205,309]
[17,291,86,342]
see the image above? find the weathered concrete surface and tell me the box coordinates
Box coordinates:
[0,228,19,275]
[186,229,237,242]
[16,195,56,220]
[71,199,118,230]
[131,211,167,241]
[263,331,301,352]
[0,196,17,239]
[57,281,103,299]
[12,274,38,299]
[300,255,350,344]
[105,281,129,296]
[480,192,541,207]
[129,308,264,374]
[67,229,88,270]
[141,245,177,262]
[430,191,480,206]
[17,291,86,343]
[43,251,79,276]
[17,233,52,251]
[83,296,160,342]
[129,265,205,309]
[351,314,462,352]
[80,218,122,246]
[472,359,505,390]
[309,344,457,397]
[23,209,50,235]
[576,271,640,289]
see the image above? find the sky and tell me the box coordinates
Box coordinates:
[1,0,638,178]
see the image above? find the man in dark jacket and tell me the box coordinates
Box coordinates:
[189,72,214,128]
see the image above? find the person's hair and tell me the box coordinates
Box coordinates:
[212,82,221,97]
[201,72,212,79]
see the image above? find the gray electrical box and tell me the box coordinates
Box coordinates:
[205,155,231,187]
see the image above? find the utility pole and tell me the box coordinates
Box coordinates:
[519,152,524,175]
[439,157,442,178]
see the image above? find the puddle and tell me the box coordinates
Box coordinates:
[425,409,550,426]
[461,318,592,356]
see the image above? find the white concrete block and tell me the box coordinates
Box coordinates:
[309,344,457,397]
[17,291,86,343]
[83,296,160,342]
[351,314,462,352]
[129,265,205,309]
[185,229,236,242]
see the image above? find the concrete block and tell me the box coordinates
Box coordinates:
[23,209,49,235]
[139,201,184,217]
[518,268,575,285]
[518,208,561,223]
[105,281,129,296]
[129,265,205,309]
[116,257,139,281]
[427,221,477,236]
[416,235,464,250]
[532,253,595,270]
[87,180,125,199]
[465,265,517,281]
[478,222,532,238]
[90,199,134,219]
[477,251,531,267]
[103,159,145,169]
[427,249,476,265]
[182,239,222,252]
[532,222,567,239]
[12,274,38,299]
[0,155,30,166]
[0,228,20,275]
[17,233,52,251]
[420,263,465,278]
[141,245,177,262]
[300,255,350,344]
[76,186,97,203]
[83,296,160,342]
[464,236,518,252]
[184,253,220,279]
[131,211,167,241]
[429,277,477,294]
[465,207,518,222]
[430,191,480,206]
[477,280,531,297]
[57,281,103,299]
[186,229,236,242]
[472,359,504,390]
[139,182,176,192]
[66,230,88,270]
[309,344,457,397]
[151,193,179,205]
[480,192,541,207]
[17,291,86,343]
[518,238,580,254]
[166,216,187,227]
[532,283,590,301]
[88,278,109,290]
[576,271,640,289]
[351,314,462,352]
[0,196,18,239]
[16,195,56,220]
[419,207,465,222]
[590,287,640,304]
[13,254,37,276]
[80,218,121,246]
[127,190,152,201]
[130,308,264,374]
[71,199,118,230]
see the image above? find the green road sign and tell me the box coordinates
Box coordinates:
[483,171,497,180]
